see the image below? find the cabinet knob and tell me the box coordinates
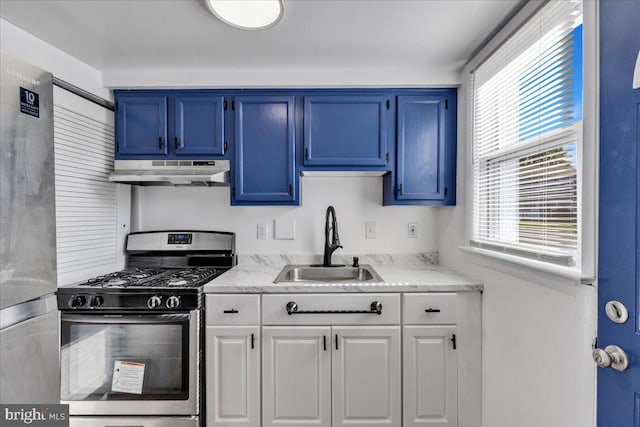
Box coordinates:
[286,301,298,315]
[370,301,382,314]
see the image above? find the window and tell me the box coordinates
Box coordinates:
[471,0,583,266]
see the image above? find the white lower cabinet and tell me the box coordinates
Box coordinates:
[262,326,332,427]
[262,326,401,427]
[206,292,480,427]
[205,326,261,427]
[403,326,458,427]
[333,326,401,427]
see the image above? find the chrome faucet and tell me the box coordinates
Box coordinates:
[322,205,343,267]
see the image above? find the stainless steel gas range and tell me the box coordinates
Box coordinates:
[56,230,235,427]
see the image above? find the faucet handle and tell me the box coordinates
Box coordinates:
[352,257,359,268]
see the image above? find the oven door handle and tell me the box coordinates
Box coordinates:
[61,313,191,324]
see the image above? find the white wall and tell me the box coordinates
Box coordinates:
[440,205,596,427]
[437,2,597,426]
[103,67,460,89]
[133,176,439,256]
[0,18,110,99]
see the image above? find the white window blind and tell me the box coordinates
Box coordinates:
[54,87,122,285]
[471,0,583,265]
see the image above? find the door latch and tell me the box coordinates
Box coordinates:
[593,344,629,372]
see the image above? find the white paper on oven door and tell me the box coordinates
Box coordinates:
[112,361,145,394]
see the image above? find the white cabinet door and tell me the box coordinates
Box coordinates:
[206,326,260,427]
[262,326,331,427]
[332,326,401,427]
[403,326,458,427]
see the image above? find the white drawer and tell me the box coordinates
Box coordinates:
[206,294,260,325]
[262,293,400,325]
[403,293,457,324]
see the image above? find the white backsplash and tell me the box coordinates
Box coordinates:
[237,252,439,267]
[133,176,441,255]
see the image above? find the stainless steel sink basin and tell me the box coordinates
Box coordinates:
[273,264,383,283]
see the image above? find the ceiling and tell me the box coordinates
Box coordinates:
[0,0,523,86]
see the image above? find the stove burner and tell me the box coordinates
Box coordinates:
[131,272,154,279]
[167,278,188,286]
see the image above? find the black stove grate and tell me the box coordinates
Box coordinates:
[76,267,224,289]
[137,268,221,288]
[82,268,165,288]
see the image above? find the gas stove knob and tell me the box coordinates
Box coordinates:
[68,295,86,309]
[147,295,162,309]
[166,296,181,309]
[89,295,104,308]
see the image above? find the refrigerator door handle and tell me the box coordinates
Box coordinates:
[0,294,57,331]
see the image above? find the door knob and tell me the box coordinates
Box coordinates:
[592,345,629,372]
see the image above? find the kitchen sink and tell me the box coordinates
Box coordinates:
[273,264,383,283]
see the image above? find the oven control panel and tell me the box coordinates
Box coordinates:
[168,233,192,245]
[58,291,199,311]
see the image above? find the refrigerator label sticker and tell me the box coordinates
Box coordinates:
[111,361,145,394]
[20,87,40,118]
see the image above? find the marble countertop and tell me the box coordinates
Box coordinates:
[203,253,482,293]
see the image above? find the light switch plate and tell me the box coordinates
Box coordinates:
[274,217,296,240]
[365,221,376,239]
[408,223,418,238]
[257,223,267,240]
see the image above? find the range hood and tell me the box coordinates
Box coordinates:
[108,160,230,186]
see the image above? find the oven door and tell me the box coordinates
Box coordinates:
[60,310,199,416]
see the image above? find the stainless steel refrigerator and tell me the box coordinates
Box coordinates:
[0,50,60,404]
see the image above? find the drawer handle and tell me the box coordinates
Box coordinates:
[286,301,382,315]
[223,309,239,314]
[425,308,441,313]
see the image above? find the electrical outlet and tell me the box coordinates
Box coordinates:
[257,223,267,240]
[408,223,418,238]
[365,221,376,239]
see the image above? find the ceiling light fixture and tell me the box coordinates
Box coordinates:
[205,0,284,30]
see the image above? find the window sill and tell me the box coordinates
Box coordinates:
[460,245,595,287]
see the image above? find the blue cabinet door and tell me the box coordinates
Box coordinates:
[303,96,389,166]
[233,96,297,204]
[174,95,225,156]
[395,95,447,201]
[116,96,168,156]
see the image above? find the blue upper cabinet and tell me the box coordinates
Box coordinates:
[114,91,228,160]
[303,95,390,167]
[113,89,457,206]
[174,95,226,156]
[232,95,298,205]
[384,92,457,205]
[116,95,168,156]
